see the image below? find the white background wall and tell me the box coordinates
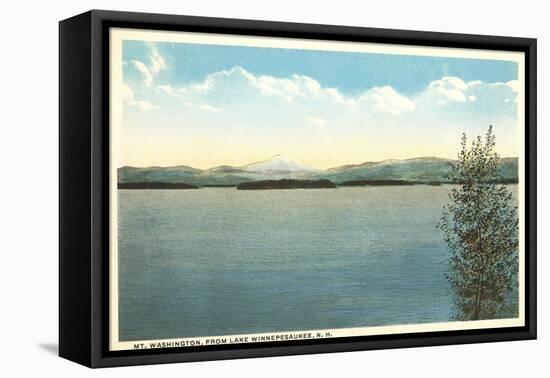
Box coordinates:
[0,0,546,376]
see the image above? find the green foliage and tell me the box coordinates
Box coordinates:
[438,126,519,320]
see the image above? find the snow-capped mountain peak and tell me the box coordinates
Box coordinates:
[242,154,319,173]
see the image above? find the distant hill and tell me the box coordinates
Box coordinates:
[319,157,519,183]
[118,165,202,183]
[321,157,454,183]
[118,156,519,187]
[243,154,319,173]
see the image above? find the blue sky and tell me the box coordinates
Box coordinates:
[123,41,517,96]
[120,40,520,169]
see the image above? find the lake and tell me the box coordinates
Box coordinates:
[117,185,517,341]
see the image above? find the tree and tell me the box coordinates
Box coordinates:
[438,126,518,320]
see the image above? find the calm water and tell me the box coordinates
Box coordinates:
[118,186,517,341]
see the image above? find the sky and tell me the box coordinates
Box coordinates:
[120,40,520,169]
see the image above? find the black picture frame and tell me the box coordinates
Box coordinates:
[59,9,537,368]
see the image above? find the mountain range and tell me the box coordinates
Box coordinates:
[118,155,519,187]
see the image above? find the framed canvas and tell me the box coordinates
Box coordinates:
[59,10,537,368]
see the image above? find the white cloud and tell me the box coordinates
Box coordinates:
[426,76,469,103]
[358,86,416,115]
[132,100,157,111]
[198,104,221,112]
[418,76,519,116]
[122,83,134,101]
[306,116,327,128]
[131,66,518,133]
[149,45,167,74]
[506,80,520,93]
[254,74,301,101]
[131,60,153,87]
[157,84,185,97]
[131,44,167,87]
[185,102,221,112]
[122,83,157,111]
[192,67,251,93]
[157,85,175,95]
[180,66,412,114]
